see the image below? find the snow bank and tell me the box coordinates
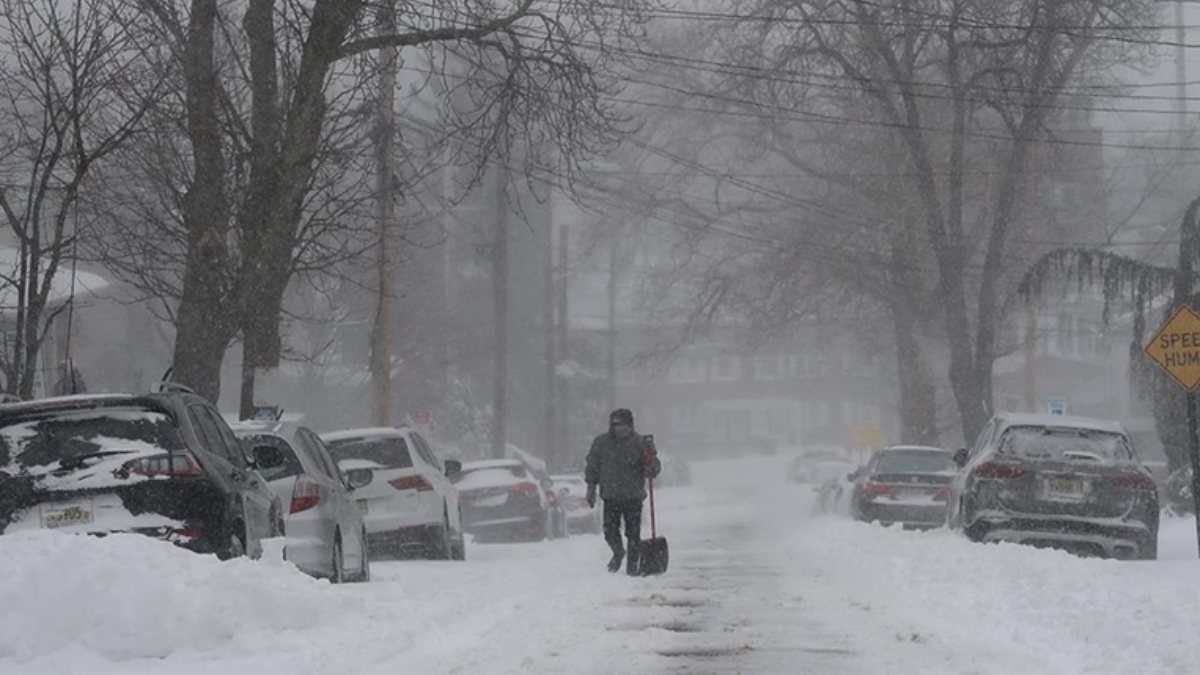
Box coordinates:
[0,531,346,664]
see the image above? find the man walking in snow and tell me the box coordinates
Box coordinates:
[585,408,661,575]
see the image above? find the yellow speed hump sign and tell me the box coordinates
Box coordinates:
[1145,304,1200,391]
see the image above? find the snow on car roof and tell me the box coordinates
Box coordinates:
[461,458,524,471]
[882,445,949,453]
[320,427,407,442]
[995,412,1125,435]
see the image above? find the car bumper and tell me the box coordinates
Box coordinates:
[855,501,947,527]
[281,513,337,577]
[973,511,1156,558]
[366,523,443,557]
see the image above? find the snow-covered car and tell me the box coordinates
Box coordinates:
[0,393,285,559]
[232,421,369,582]
[320,427,465,560]
[809,460,859,514]
[946,413,1159,559]
[453,459,553,542]
[850,445,955,528]
[551,474,601,534]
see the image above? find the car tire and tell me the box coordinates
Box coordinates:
[352,530,371,582]
[427,519,453,560]
[218,523,246,561]
[330,534,345,584]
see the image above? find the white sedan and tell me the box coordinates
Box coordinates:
[320,427,465,561]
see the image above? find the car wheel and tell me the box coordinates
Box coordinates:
[330,534,345,584]
[353,530,371,582]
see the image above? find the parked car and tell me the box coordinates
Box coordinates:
[849,445,956,528]
[320,427,465,561]
[0,392,285,559]
[453,459,554,542]
[232,420,369,582]
[551,473,601,534]
[808,459,860,514]
[946,413,1159,560]
[504,444,567,539]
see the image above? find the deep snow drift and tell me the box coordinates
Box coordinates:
[3,454,1200,674]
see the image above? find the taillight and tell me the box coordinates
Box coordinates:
[859,481,890,496]
[510,482,539,495]
[125,453,203,477]
[388,474,433,492]
[290,478,321,513]
[1111,473,1156,490]
[974,462,1024,479]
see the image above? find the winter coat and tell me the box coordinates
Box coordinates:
[585,431,661,502]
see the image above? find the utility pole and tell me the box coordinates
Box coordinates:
[606,226,617,414]
[491,169,509,459]
[369,0,397,427]
[1177,1,1189,137]
[369,0,398,422]
[543,219,556,471]
[556,225,570,467]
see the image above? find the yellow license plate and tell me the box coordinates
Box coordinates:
[1047,478,1084,499]
[42,501,94,528]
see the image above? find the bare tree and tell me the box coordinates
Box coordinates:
[0,0,160,397]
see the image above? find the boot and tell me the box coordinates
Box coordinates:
[626,541,640,576]
[607,548,624,573]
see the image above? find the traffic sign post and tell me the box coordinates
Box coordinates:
[1144,304,1200,558]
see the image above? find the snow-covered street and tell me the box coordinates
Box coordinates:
[6,454,1200,674]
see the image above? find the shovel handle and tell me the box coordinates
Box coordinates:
[648,476,657,539]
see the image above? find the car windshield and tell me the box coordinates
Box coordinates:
[0,408,184,471]
[1000,427,1132,461]
[874,450,955,475]
[238,434,303,481]
[325,436,413,469]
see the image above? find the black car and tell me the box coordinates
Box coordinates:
[946,413,1159,560]
[0,392,285,559]
[452,459,552,542]
[849,445,956,528]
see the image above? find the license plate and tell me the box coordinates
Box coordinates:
[1046,478,1085,500]
[41,500,94,529]
[357,499,368,514]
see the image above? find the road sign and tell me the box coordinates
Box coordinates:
[1047,396,1066,416]
[1145,304,1200,391]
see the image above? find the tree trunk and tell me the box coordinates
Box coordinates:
[891,303,937,446]
[173,0,232,402]
[491,173,508,459]
[370,0,397,426]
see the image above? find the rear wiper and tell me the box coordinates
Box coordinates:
[1063,450,1103,462]
[56,450,135,471]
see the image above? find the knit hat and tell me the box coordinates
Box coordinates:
[609,408,634,427]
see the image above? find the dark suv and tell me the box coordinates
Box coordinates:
[946,413,1159,560]
[0,392,285,558]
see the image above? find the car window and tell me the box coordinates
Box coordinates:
[208,410,249,468]
[874,451,956,474]
[999,427,1133,461]
[240,434,304,481]
[411,433,442,471]
[326,435,413,469]
[188,406,232,463]
[0,407,185,471]
[299,428,340,481]
[452,465,526,488]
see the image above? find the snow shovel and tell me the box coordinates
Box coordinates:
[638,475,669,576]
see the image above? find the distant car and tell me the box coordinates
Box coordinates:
[0,392,285,559]
[946,413,1159,560]
[453,459,553,542]
[551,474,601,534]
[849,445,956,528]
[320,427,465,560]
[808,459,859,514]
[232,421,369,582]
[503,445,567,538]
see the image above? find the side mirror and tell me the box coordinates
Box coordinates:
[253,445,286,470]
[444,459,462,477]
[953,448,969,468]
[345,468,373,490]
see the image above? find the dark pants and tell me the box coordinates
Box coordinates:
[603,498,643,558]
